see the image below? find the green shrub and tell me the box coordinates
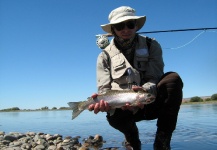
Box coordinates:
[41,106,49,110]
[10,107,20,110]
[205,98,212,101]
[190,96,203,102]
[59,107,70,110]
[211,93,217,100]
[0,107,20,111]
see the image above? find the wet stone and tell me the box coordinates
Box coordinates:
[4,135,17,142]
[34,144,45,150]
[0,131,5,136]
[0,131,106,150]
[26,131,36,137]
[48,145,56,150]
[6,147,22,150]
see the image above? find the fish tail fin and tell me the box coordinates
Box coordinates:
[68,102,84,120]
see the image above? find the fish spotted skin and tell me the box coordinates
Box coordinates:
[68,89,155,120]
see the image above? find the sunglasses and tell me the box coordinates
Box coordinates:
[112,20,136,31]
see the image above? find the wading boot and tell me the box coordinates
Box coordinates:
[154,130,172,150]
[122,138,141,150]
[122,140,133,150]
[124,126,141,150]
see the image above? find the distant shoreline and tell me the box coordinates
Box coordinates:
[181,100,217,105]
[1,101,217,112]
[0,108,71,112]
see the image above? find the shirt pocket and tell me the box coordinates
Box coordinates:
[135,48,149,71]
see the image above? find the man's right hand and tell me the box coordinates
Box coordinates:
[88,94,110,114]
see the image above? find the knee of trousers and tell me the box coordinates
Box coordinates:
[158,72,183,89]
[157,72,184,105]
[106,109,136,134]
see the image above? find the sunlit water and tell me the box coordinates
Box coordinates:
[0,103,217,149]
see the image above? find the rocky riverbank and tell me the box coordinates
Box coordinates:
[0,131,118,150]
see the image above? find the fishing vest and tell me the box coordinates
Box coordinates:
[104,35,150,90]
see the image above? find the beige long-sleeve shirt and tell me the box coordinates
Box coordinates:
[96,35,164,93]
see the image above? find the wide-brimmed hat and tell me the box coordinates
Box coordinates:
[101,6,146,33]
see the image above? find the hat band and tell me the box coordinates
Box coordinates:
[110,12,135,23]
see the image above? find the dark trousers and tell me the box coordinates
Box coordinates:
[106,72,183,148]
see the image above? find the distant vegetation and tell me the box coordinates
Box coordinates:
[211,93,217,100]
[183,93,217,103]
[0,106,71,112]
[1,93,217,111]
[189,96,203,102]
[0,107,20,111]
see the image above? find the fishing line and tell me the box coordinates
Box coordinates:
[163,30,217,50]
[164,30,205,50]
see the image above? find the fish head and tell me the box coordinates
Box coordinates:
[136,91,156,104]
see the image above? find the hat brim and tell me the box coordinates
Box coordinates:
[101,16,146,33]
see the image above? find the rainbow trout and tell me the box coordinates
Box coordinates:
[68,89,155,120]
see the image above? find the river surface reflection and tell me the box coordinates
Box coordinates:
[0,103,217,149]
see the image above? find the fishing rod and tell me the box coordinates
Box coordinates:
[95,27,217,49]
[95,27,217,37]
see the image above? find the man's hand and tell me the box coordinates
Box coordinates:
[132,85,145,92]
[88,93,110,114]
[142,82,157,96]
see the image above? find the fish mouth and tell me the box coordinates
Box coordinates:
[146,99,155,104]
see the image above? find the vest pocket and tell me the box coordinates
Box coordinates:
[135,48,149,71]
[111,54,126,78]
[112,54,126,71]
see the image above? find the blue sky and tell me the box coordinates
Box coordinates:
[0,0,217,109]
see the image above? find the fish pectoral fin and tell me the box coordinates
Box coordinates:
[108,109,116,116]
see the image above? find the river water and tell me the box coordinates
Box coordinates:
[0,103,217,149]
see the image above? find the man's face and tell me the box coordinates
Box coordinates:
[112,20,138,40]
